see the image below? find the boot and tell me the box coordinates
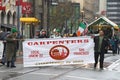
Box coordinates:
[7,61,10,67]
[11,61,16,68]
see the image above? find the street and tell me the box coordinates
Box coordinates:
[0,53,120,80]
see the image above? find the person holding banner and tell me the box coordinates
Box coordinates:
[5,28,18,68]
[0,30,10,65]
[94,30,109,70]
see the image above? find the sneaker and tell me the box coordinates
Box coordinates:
[7,62,10,67]
[11,65,16,68]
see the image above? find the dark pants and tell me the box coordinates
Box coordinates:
[1,42,6,64]
[94,52,104,69]
[7,50,16,67]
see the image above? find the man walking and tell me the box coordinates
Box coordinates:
[94,30,109,70]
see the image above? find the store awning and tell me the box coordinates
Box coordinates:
[20,17,40,23]
[1,24,16,28]
[88,16,119,30]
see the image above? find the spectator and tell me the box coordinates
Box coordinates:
[109,33,119,55]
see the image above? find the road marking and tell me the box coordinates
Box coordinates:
[107,59,120,70]
[29,72,57,76]
[29,72,96,80]
[66,75,97,80]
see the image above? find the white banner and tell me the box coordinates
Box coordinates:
[0,41,3,59]
[23,37,94,67]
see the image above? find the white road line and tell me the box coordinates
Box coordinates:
[67,75,97,80]
[107,59,120,70]
[29,72,96,80]
[29,72,57,76]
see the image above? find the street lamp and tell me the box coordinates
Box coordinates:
[81,10,84,22]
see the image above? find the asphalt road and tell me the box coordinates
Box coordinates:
[0,54,120,80]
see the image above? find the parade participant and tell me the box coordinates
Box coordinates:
[72,32,77,37]
[50,28,61,38]
[34,30,40,39]
[94,30,109,70]
[6,27,18,68]
[39,29,48,38]
[0,30,10,65]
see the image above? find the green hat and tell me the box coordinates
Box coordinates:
[11,27,17,33]
[56,29,60,32]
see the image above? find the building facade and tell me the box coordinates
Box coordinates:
[70,0,83,10]
[83,0,100,23]
[98,0,106,16]
[106,0,120,25]
[0,0,17,31]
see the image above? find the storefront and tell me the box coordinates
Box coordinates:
[20,17,40,38]
[88,16,119,38]
[0,24,16,32]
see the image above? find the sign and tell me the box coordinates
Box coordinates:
[0,41,3,59]
[23,37,94,67]
[22,2,32,14]
[0,0,5,10]
[16,0,23,6]
[0,0,2,6]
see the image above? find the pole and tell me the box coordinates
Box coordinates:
[17,0,20,37]
[47,0,50,37]
[17,0,22,55]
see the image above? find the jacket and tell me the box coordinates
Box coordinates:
[94,36,109,53]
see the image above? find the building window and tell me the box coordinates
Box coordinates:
[7,11,11,24]
[1,11,5,24]
[13,12,16,25]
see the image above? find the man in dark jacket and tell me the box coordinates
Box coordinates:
[94,30,109,70]
[0,30,10,65]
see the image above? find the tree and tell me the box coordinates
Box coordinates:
[49,1,73,33]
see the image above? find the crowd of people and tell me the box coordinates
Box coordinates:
[34,29,77,39]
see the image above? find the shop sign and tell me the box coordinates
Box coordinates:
[22,2,32,14]
[0,0,5,10]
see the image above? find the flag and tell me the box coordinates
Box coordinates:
[76,22,86,36]
[81,22,88,36]
[81,26,88,36]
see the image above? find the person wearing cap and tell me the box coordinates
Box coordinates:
[50,28,61,38]
[39,29,48,38]
[5,27,18,68]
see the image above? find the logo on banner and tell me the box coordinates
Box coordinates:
[49,45,69,60]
